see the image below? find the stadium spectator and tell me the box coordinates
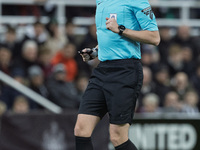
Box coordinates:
[167,44,183,77]
[141,44,160,73]
[38,47,53,79]
[28,66,49,99]
[139,93,161,113]
[172,25,199,61]
[154,65,171,106]
[181,91,199,114]
[163,91,181,113]
[11,68,26,85]
[138,66,155,107]
[51,43,78,81]
[0,27,21,60]
[46,64,80,109]
[21,21,48,46]
[11,40,39,77]
[172,26,193,47]
[46,21,67,56]
[12,96,30,114]
[158,27,173,64]
[0,47,12,75]
[181,46,196,78]
[171,72,193,100]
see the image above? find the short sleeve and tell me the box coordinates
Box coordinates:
[131,0,158,31]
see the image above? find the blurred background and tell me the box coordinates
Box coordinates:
[0,0,200,150]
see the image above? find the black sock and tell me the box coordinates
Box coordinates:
[75,136,94,150]
[115,139,138,150]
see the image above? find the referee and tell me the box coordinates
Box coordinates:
[74,0,160,150]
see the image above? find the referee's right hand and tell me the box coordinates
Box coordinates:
[80,48,91,62]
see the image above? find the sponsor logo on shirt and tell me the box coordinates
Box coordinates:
[141,6,154,20]
[110,14,117,20]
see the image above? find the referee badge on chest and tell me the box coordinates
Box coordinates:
[110,14,117,20]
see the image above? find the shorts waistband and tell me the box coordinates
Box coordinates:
[100,58,140,65]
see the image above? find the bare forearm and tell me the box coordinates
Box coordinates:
[123,29,160,46]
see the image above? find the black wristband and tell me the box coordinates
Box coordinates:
[78,48,98,60]
[78,49,93,55]
[90,48,98,59]
[118,25,126,35]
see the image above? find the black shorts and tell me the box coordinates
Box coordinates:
[78,58,143,125]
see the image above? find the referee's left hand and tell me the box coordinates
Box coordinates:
[106,17,120,33]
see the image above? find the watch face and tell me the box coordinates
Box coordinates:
[120,25,125,30]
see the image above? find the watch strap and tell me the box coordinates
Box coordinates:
[118,25,126,35]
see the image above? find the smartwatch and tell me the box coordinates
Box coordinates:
[118,25,126,35]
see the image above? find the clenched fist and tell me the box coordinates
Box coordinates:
[79,48,98,62]
[106,17,120,33]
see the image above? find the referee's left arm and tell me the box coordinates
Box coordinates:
[122,29,160,46]
[106,18,160,46]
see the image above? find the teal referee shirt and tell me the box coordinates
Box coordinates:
[96,0,158,61]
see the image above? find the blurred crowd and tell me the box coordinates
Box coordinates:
[0,21,99,116]
[0,4,200,117]
[138,26,200,114]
